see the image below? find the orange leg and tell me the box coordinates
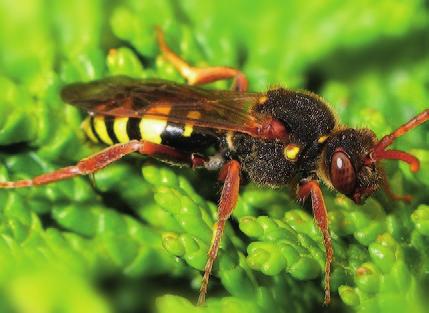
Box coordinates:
[0,141,191,188]
[298,180,333,305]
[198,160,241,305]
[380,168,412,203]
[367,109,429,172]
[156,27,248,92]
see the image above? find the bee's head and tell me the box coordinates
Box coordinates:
[321,112,425,204]
[322,128,382,204]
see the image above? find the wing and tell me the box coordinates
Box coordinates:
[61,76,268,137]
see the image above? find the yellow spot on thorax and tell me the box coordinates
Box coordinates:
[114,117,130,143]
[94,116,113,145]
[81,117,98,143]
[318,135,328,144]
[258,95,268,105]
[183,111,201,137]
[284,144,300,161]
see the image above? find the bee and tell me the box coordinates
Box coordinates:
[1,28,427,305]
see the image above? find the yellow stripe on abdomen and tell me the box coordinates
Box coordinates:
[81,117,99,143]
[93,116,114,145]
[139,118,167,144]
[113,117,130,143]
[139,105,172,144]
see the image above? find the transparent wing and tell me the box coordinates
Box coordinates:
[61,76,266,136]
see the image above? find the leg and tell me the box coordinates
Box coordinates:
[380,168,412,203]
[198,160,241,305]
[192,153,226,171]
[191,153,208,169]
[367,109,428,172]
[156,27,248,92]
[297,180,333,305]
[0,141,191,188]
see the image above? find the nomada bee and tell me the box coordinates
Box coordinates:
[1,28,428,305]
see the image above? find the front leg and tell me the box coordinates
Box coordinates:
[297,179,333,304]
[198,160,241,305]
[379,167,412,203]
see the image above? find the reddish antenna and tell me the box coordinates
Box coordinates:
[365,109,428,172]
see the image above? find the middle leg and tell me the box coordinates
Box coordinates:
[198,159,241,305]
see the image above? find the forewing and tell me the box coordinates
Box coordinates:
[61,76,266,135]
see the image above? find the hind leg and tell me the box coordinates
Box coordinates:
[156,28,248,92]
[0,141,193,188]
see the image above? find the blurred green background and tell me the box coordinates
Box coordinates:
[0,0,428,312]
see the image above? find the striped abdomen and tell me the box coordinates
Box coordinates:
[82,115,218,151]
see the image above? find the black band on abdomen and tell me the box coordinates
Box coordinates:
[127,118,142,141]
[104,116,119,144]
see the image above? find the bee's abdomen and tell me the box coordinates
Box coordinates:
[82,115,217,151]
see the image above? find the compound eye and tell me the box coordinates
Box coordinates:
[330,151,356,195]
